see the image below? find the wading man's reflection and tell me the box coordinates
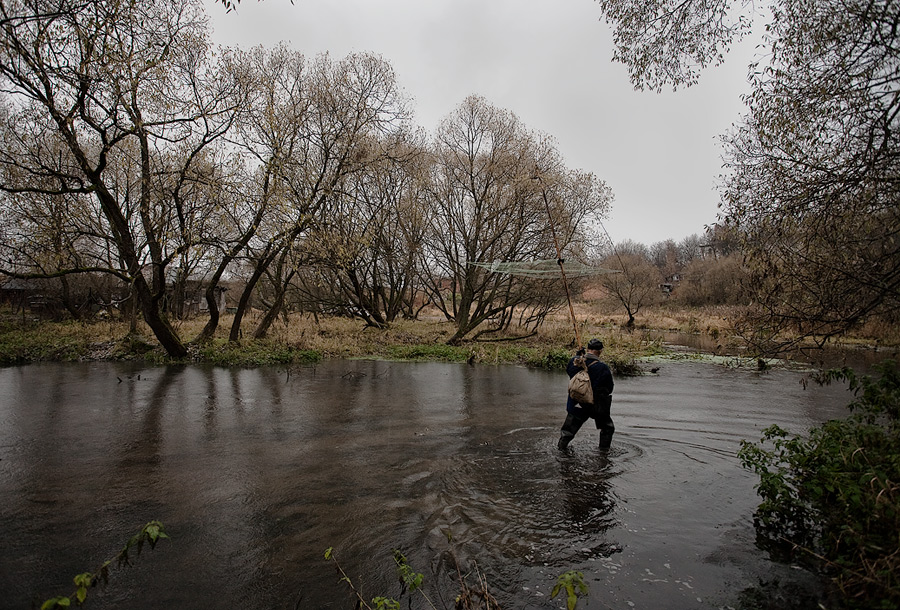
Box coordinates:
[557,454,617,533]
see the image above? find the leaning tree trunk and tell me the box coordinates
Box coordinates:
[195,197,271,343]
[253,268,297,339]
[133,274,188,357]
[230,244,282,342]
[195,256,236,344]
[195,281,223,344]
[91,181,188,357]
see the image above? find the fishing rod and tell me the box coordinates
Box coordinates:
[535,175,582,349]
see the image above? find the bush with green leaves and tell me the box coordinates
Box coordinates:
[738,360,900,608]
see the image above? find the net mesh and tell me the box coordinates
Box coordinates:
[469,259,620,278]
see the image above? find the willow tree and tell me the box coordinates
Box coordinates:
[598,0,900,350]
[224,49,411,341]
[0,0,241,357]
[597,0,756,91]
[196,43,308,343]
[295,130,429,328]
[422,95,612,344]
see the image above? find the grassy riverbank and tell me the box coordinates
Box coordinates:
[1,304,894,371]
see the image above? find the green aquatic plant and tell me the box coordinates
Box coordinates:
[325,538,588,609]
[40,521,169,609]
[739,360,900,608]
[371,597,400,610]
[392,550,426,599]
[551,570,589,610]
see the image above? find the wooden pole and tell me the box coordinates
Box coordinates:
[539,185,582,348]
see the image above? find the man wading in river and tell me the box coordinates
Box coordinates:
[558,338,615,451]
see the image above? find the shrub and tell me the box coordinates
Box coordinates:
[738,360,900,608]
[540,348,571,370]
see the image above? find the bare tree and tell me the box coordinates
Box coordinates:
[678,233,705,266]
[674,254,747,306]
[233,50,411,340]
[600,248,662,327]
[0,0,241,356]
[189,44,308,343]
[649,239,679,278]
[421,96,612,344]
[296,131,429,327]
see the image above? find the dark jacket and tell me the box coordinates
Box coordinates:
[566,352,614,414]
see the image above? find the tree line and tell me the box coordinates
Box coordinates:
[0,0,612,356]
[3,0,899,358]
[597,226,745,327]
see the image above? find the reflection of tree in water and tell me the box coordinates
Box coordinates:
[116,365,184,471]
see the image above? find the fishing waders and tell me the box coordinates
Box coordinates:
[558,398,615,451]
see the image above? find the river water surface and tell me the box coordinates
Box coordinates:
[0,359,855,609]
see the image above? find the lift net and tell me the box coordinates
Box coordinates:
[469,259,620,278]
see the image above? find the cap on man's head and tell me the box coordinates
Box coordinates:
[587,338,604,351]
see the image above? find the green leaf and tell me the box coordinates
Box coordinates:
[372,596,400,610]
[72,572,93,588]
[41,597,71,610]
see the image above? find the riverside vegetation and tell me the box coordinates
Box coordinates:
[0,304,688,371]
[739,361,900,610]
[4,302,893,371]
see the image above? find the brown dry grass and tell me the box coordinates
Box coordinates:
[2,302,896,366]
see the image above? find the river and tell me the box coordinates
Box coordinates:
[0,359,857,609]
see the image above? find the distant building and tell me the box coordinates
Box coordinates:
[166,269,227,317]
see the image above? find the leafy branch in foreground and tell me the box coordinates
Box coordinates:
[738,360,900,608]
[324,547,429,610]
[325,535,589,609]
[40,521,169,609]
[326,539,504,610]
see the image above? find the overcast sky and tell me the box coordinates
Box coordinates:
[204,0,762,246]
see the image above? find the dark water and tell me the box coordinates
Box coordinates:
[0,360,855,609]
